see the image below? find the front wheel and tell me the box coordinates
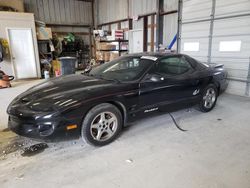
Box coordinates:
[199,84,218,112]
[81,103,122,146]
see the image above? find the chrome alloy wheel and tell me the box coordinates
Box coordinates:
[203,88,216,109]
[90,112,118,141]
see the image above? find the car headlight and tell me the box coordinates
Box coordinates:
[29,101,55,112]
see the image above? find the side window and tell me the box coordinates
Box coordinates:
[156,57,191,76]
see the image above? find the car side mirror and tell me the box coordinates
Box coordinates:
[145,74,164,82]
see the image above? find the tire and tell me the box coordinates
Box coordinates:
[81,103,122,146]
[199,84,218,112]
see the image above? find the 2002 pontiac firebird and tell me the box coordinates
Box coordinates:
[7,53,228,146]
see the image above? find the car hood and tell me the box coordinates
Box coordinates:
[25,74,115,99]
[8,74,120,113]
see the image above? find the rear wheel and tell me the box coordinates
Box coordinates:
[81,103,122,146]
[199,84,218,112]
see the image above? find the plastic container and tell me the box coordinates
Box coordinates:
[58,57,77,75]
[44,71,50,79]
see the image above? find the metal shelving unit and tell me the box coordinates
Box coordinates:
[98,39,128,56]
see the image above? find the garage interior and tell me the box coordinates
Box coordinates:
[0,0,250,187]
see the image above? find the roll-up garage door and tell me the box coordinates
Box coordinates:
[180,0,250,96]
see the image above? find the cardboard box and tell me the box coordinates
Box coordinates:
[95,41,100,50]
[100,43,116,50]
[96,51,104,61]
[99,43,107,50]
[110,52,119,61]
[96,52,111,62]
[96,41,116,51]
[104,52,110,62]
[36,27,52,40]
[0,0,24,12]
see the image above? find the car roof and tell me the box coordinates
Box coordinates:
[124,52,183,59]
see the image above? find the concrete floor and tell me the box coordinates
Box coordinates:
[0,80,250,188]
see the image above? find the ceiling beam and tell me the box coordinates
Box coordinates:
[46,23,91,28]
[77,0,93,2]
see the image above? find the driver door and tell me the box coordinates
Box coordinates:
[139,55,201,112]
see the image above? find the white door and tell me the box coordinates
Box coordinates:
[8,29,37,79]
[129,29,143,53]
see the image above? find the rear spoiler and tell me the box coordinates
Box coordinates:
[205,63,224,69]
[213,64,224,68]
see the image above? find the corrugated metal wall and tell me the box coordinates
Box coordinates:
[98,0,128,24]
[24,0,92,25]
[97,0,157,26]
[98,0,178,51]
[23,0,92,43]
[163,0,178,49]
[129,0,157,17]
[180,0,250,96]
[163,14,177,49]
[164,0,178,11]
[98,0,157,44]
[131,0,178,50]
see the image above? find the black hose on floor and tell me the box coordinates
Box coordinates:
[168,112,188,132]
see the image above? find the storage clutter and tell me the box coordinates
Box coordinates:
[110,52,119,61]
[51,57,77,77]
[36,27,52,40]
[94,29,128,63]
[37,30,90,79]
[96,42,116,51]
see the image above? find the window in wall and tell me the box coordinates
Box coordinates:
[183,42,200,52]
[219,41,241,52]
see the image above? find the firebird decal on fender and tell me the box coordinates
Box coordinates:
[144,107,159,113]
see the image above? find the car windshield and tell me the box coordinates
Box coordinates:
[89,56,154,82]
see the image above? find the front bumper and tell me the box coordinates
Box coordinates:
[8,115,80,140]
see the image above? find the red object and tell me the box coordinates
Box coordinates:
[55,70,61,77]
[115,30,124,40]
[0,70,14,88]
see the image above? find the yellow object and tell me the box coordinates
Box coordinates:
[66,124,77,130]
[0,38,10,59]
[52,60,61,74]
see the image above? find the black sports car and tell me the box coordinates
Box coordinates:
[7,53,228,146]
